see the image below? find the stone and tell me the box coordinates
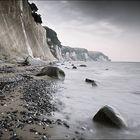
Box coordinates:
[93,105,127,128]
[63,122,70,128]
[0,90,5,100]
[79,65,87,67]
[18,56,30,66]
[36,66,65,80]
[30,129,36,133]
[72,66,77,69]
[85,78,97,86]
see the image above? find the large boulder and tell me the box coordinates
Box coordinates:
[93,105,127,128]
[36,66,65,80]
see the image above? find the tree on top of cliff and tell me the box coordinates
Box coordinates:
[32,12,42,24]
[28,2,42,24]
[28,2,38,12]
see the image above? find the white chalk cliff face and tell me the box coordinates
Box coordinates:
[0,0,55,61]
[62,46,110,62]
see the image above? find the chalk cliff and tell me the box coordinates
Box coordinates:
[0,0,55,61]
[62,46,110,62]
[88,51,111,62]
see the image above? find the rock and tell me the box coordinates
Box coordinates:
[36,66,65,80]
[0,90,5,100]
[93,105,127,128]
[72,66,77,69]
[30,129,36,133]
[63,122,70,128]
[85,78,97,86]
[79,65,87,67]
[18,56,30,66]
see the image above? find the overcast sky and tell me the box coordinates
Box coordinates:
[31,0,140,61]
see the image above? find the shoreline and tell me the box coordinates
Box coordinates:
[0,62,72,139]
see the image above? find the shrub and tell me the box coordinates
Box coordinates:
[29,3,38,12]
[32,12,42,24]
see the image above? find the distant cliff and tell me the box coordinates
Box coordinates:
[0,0,54,61]
[62,46,110,62]
[88,51,111,62]
[62,46,89,61]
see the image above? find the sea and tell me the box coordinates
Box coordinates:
[49,61,140,139]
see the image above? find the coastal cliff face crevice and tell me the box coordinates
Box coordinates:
[0,0,55,61]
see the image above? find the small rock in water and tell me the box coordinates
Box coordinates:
[72,66,77,69]
[30,129,36,133]
[79,64,87,67]
[75,131,80,134]
[85,78,97,86]
[0,91,5,99]
[93,105,127,128]
[63,122,70,128]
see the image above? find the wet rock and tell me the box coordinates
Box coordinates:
[63,122,70,128]
[41,135,48,140]
[79,65,87,67]
[85,78,97,86]
[42,118,52,125]
[0,90,5,99]
[12,110,18,114]
[18,56,30,66]
[75,131,80,134]
[93,105,127,128]
[56,119,63,125]
[72,66,77,69]
[16,124,24,129]
[132,91,140,95]
[30,129,36,133]
[36,66,65,80]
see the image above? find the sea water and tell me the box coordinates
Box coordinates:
[51,61,140,139]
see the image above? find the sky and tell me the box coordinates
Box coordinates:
[31,0,140,61]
